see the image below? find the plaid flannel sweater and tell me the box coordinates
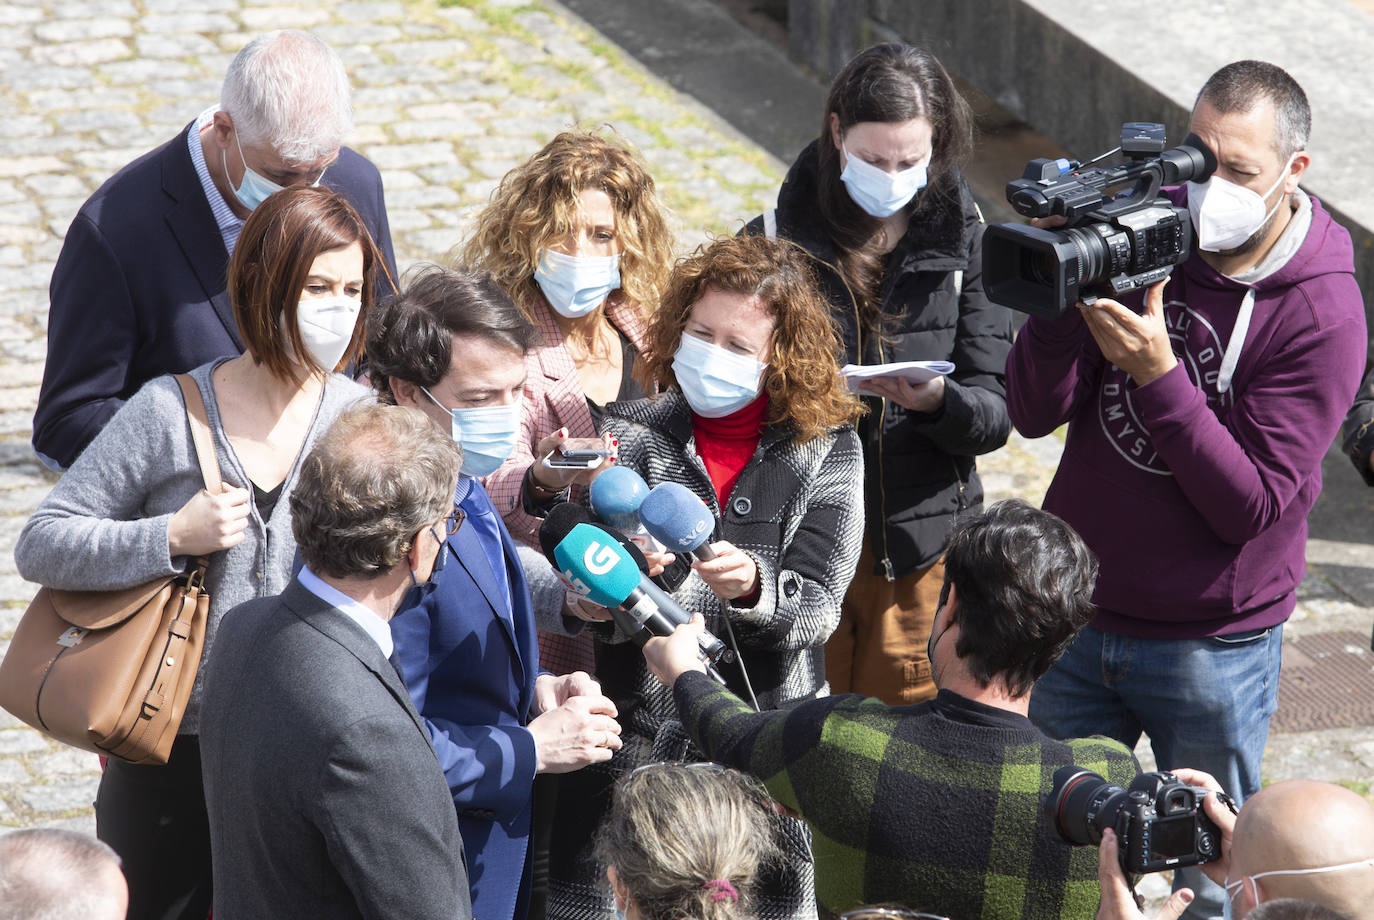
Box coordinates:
[675,673,1140,920]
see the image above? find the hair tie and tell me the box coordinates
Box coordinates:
[702,879,739,904]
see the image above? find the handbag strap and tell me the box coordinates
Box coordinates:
[174,374,222,578]
[174,374,222,493]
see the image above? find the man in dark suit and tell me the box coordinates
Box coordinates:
[33,29,395,470]
[199,404,471,920]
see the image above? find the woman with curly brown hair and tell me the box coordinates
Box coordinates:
[545,234,865,920]
[463,133,673,645]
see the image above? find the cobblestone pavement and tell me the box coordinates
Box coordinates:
[0,0,1369,855]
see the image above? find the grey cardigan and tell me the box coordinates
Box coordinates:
[15,359,370,733]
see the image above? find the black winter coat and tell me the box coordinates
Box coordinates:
[747,141,1013,577]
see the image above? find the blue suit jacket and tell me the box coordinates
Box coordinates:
[390,477,541,920]
[33,123,396,469]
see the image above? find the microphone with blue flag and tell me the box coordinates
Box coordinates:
[551,522,731,681]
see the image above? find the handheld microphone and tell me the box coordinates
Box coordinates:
[538,502,650,574]
[552,523,733,677]
[589,466,665,555]
[589,466,650,531]
[638,482,718,561]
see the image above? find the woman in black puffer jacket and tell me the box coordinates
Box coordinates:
[746,42,1013,705]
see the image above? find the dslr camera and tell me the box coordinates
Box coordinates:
[982,123,1217,318]
[1047,766,1222,874]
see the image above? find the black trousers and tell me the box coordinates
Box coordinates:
[96,734,212,920]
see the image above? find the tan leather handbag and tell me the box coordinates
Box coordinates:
[0,375,220,765]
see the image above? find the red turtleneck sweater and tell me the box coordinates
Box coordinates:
[691,393,769,511]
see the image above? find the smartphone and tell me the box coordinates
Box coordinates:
[541,438,612,470]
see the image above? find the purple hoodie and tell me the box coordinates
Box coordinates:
[1006,192,1367,638]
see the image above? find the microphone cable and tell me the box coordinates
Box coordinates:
[718,611,760,712]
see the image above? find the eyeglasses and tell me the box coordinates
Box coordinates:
[840,908,951,920]
[438,507,465,537]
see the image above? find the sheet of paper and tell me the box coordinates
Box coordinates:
[841,361,955,391]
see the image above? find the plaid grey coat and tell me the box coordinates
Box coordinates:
[596,390,865,713]
[544,390,864,920]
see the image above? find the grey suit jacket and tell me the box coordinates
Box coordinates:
[200,579,472,920]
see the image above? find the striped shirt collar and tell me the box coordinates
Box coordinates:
[186,105,245,254]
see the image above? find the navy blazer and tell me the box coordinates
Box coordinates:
[33,123,396,469]
[200,580,470,920]
[390,477,541,920]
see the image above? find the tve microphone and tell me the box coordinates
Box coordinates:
[589,466,665,555]
[552,523,733,675]
[638,482,718,561]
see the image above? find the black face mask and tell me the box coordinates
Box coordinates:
[926,594,953,684]
[399,527,449,611]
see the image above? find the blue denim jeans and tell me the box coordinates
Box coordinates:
[1029,623,1283,920]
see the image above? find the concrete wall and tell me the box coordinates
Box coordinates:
[786,0,1374,349]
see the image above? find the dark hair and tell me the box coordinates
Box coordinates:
[290,404,460,579]
[1196,60,1310,158]
[641,235,863,443]
[366,263,537,405]
[229,185,379,382]
[817,43,973,326]
[1247,901,1351,920]
[937,499,1098,697]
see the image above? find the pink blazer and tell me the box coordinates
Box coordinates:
[482,294,649,675]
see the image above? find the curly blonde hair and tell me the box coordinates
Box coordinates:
[641,235,864,443]
[459,130,674,329]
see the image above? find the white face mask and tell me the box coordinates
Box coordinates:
[291,295,360,373]
[839,143,928,218]
[1223,857,1374,919]
[671,334,767,419]
[1187,156,1294,252]
[534,249,621,318]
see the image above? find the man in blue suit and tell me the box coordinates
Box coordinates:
[33,29,396,470]
[366,265,623,920]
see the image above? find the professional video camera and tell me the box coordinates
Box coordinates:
[1047,767,1226,875]
[982,123,1217,318]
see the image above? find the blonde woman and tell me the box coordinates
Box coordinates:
[595,764,777,920]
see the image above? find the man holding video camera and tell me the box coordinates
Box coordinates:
[1006,60,1367,920]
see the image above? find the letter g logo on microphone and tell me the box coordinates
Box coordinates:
[584,541,619,576]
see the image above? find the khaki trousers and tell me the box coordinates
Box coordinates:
[826,534,943,705]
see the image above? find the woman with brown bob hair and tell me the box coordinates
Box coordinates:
[16,184,376,920]
[545,234,865,920]
[464,130,676,666]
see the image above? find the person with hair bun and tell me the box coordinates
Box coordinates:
[547,234,866,920]
[746,42,1012,707]
[463,129,675,676]
[596,764,778,920]
[15,184,376,920]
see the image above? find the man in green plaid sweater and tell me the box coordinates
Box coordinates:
[642,499,1140,920]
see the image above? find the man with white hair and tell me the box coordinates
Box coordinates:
[0,828,128,920]
[33,29,395,471]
